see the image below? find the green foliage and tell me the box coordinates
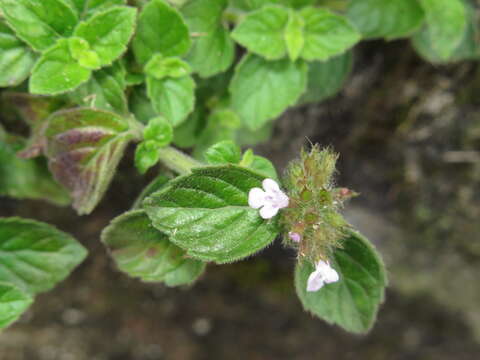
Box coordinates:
[295,230,387,333]
[414,0,467,61]
[144,165,281,263]
[30,39,92,95]
[0,0,78,51]
[0,0,415,334]
[102,210,206,285]
[133,0,190,65]
[230,54,308,130]
[346,0,425,40]
[0,217,87,295]
[232,6,359,61]
[182,0,235,78]
[412,0,478,63]
[0,133,70,205]
[146,75,196,126]
[135,117,173,174]
[145,54,191,80]
[69,61,128,114]
[204,140,242,165]
[0,217,86,330]
[0,21,36,87]
[300,51,352,104]
[0,282,33,330]
[73,6,136,67]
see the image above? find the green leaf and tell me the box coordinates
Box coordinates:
[412,0,478,63]
[0,135,70,205]
[133,0,191,66]
[146,75,196,127]
[129,86,157,124]
[299,7,360,61]
[299,51,352,105]
[0,0,78,51]
[29,39,92,95]
[346,0,424,40]
[182,0,235,77]
[67,37,101,70]
[0,282,33,330]
[0,21,36,87]
[230,54,307,130]
[143,165,281,263]
[0,217,87,295]
[294,230,387,334]
[44,108,136,214]
[102,210,206,285]
[74,6,137,67]
[249,155,278,180]
[285,10,305,62]
[69,61,128,114]
[135,140,161,174]
[231,5,289,60]
[415,0,467,60]
[204,140,242,165]
[143,116,174,146]
[145,54,191,80]
[70,0,126,17]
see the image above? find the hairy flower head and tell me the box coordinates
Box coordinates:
[281,145,355,264]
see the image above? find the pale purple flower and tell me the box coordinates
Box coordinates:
[307,260,339,292]
[289,231,301,243]
[248,178,289,219]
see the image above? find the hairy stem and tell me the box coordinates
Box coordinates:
[157,146,203,175]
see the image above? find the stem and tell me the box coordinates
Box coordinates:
[157,146,203,175]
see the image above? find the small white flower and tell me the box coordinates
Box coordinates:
[248,178,289,219]
[307,260,339,292]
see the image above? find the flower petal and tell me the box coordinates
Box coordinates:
[262,178,280,193]
[248,188,266,209]
[259,204,279,219]
[307,270,325,292]
[324,267,339,284]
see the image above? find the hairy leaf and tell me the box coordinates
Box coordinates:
[182,0,235,78]
[144,165,281,263]
[295,230,387,334]
[74,6,137,67]
[300,7,360,61]
[204,140,242,165]
[0,134,70,205]
[29,39,91,95]
[133,0,190,65]
[69,62,128,114]
[102,210,205,285]
[230,54,307,130]
[44,108,136,214]
[146,75,196,127]
[0,0,78,51]
[0,282,33,330]
[0,217,87,295]
[231,5,289,60]
[0,21,36,88]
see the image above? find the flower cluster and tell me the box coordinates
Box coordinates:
[247,146,353,292]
